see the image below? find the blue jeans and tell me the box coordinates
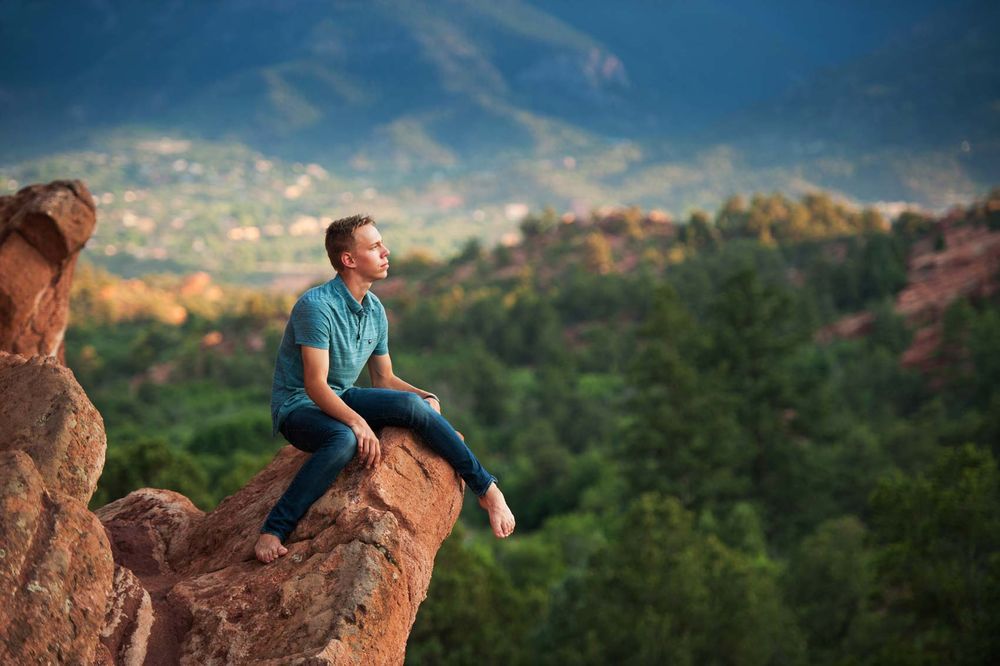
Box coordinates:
[261,388,498,541]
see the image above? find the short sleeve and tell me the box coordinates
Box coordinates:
[373,304,389,355]
[290,298,331,348]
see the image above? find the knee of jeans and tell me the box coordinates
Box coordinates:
[401,391,426,417]
[322,429,358,463]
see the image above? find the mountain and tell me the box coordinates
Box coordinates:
[0,0,997,279]
[713,0,1000,207]
[0,0,636,162]
[0,0,978,161]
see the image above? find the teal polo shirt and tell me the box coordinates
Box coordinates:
[270,274,389,436]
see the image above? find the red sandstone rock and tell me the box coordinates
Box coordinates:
[897,224,1000,369]
[0,180,96,362]
[896,225,1000,321]
[0,450,115,664]
[1,179,464,664]
[98,488,206,579]
[815,311,874,343]
[99,427,463,665]
[819,223,1000,370]
[0,351,107,503]
[99,565,155,666]
[901,325,943,369]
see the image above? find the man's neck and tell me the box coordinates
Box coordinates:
[338,271,372,305]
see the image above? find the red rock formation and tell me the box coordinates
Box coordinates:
[0,352,107,503]
[0,352,462,665]
[814,310,874,344]
[0,180,466,665]
[897,224,1000,324]
[894,224,1000,370]
[819,222,1000,370]
[97,565,155,666]
[0,430,114,664]
[98,429,463,665]
[0,181,96,362]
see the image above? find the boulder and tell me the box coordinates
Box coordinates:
[0,179,466,664]
[98,565,155,666]
[99,427,464,665]
[0,450,115,664]
[818,222,1000,370]
[98,488,206,580]
[0,180,96,361]
[0,351,107,503]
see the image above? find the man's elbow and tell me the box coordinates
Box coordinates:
[370,372,393,388]
[304,378,326,401]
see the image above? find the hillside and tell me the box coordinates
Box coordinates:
[1,0,996,240]
[716,0,1000,207]
[57,186,1000,663]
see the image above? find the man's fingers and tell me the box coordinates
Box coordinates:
[365,435,380,467]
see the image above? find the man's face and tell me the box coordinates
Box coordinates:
[346,223,390,281]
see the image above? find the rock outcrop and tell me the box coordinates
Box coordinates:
[819,221,1000,370]
[896,224,1000,369]
[0,362,115,664]
[0,352,107,503]
[1,349,462,666]
[0,180,96,362]
[98,565,155,666]
[0,180,463,664]
[98,429,463,665]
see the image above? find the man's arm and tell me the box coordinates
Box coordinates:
[301,345,382,467]
[367,353,441,413]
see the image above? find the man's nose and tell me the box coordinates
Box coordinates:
[383,245,391,257]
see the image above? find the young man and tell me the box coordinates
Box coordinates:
[256,214,515,563]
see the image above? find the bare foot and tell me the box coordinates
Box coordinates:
[477,483,516,538]
[255,533,289,563]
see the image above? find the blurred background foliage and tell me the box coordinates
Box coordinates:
[67,189,1000,664]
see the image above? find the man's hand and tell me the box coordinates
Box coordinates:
[350,418,381,468]
[425,396,441,413]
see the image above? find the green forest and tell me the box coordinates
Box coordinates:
[67,189,1000,665]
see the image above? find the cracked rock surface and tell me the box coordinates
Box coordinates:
[98,427,464,665]
[0,449,115,664]
[0,352,107,503]
[0,180,96,362]
[0,179,464,665]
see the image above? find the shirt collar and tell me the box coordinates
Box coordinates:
[332,273,368,314]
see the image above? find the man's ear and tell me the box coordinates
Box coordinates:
[341,251,356,269]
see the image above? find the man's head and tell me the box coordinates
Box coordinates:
[325,214,375,271]
[325,214,390,279]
